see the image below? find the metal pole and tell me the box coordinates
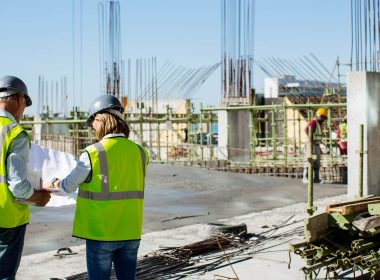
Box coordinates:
[307,126,315,216]
[200,103,204,161]
[358,124,364,198]
[249,109,255,163]
[327,107,333,166]
[187,104,192,161]
[298,113,301,156]
[271,108,277,160]
[139,102,144,145]
[209,113,213,160]
[157,121,161,161]
[283,102,288,166]
[149,107,152,157]
[166,105,169,163]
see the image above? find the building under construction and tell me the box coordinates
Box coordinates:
[16,0,380,279]
[27,0,348,185]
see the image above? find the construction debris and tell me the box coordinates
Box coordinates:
[57,218,303,280]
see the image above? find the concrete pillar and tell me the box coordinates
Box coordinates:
[217,110,250,162]
[347,72,380,198]
[217,110,228,160]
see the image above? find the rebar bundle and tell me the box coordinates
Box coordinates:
[61,218,303,280]
[221,0,255,101]
[351,0,380,71]
[99,0,123,98]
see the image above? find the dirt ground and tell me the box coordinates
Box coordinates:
[18,163,347,279]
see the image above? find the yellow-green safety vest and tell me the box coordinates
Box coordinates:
[339,123,348,140]
[314,121,323,145]
[0,116,30,228]
[73,137,148,241]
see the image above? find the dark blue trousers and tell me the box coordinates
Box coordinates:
[0,224,26,280]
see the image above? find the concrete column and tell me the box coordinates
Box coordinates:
[217,110,250,162]
[33,114,42,142]
[217,110,228,160]
[347,72,380,198]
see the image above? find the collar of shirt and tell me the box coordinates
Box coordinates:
[103,133,126,139]
[0,109,17,123]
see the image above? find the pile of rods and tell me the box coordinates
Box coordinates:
[290,230,380,279]
[63,216,303,280]
[351,0,380,71]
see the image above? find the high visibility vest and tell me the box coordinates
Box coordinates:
[73,137,148,241]
[313,121,323,145]
[0,116,30,228]
[339,123,348,140]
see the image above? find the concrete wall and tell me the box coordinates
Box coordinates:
[347,72,380,198]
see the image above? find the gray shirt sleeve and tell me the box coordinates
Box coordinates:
[7,131,34,199]
[61,151,91,193]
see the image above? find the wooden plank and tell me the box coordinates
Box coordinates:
[304,212,330,243]
[352,216,380,231]
[326,195,378,210]
[327,199,380,215]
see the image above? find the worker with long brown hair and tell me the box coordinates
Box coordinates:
[45,95,148,280]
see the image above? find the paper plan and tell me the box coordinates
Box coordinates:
[28,143,78,207]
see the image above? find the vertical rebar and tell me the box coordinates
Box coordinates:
[283,103,288,166]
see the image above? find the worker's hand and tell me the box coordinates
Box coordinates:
[42,179,62,192]
[25,190,51,207]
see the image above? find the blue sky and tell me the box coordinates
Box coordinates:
[0,0,350,114]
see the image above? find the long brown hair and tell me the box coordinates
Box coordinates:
[93,113,130,140]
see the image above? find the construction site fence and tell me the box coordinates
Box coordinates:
[24,101,348,183]
[29,133,347,184]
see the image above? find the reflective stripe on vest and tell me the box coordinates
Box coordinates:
[77,142,147,201]
[73,138,147,240]
[0,122,18,184]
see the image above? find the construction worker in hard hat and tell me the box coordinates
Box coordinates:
[336,116,347,156]
[302,108,328,184]
[44,95,148,280]
[0,76,51,279]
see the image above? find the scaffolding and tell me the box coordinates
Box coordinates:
[22,99,347,183]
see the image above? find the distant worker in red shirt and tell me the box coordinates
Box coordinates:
[302,108,328,184]
[336,117,347,156]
